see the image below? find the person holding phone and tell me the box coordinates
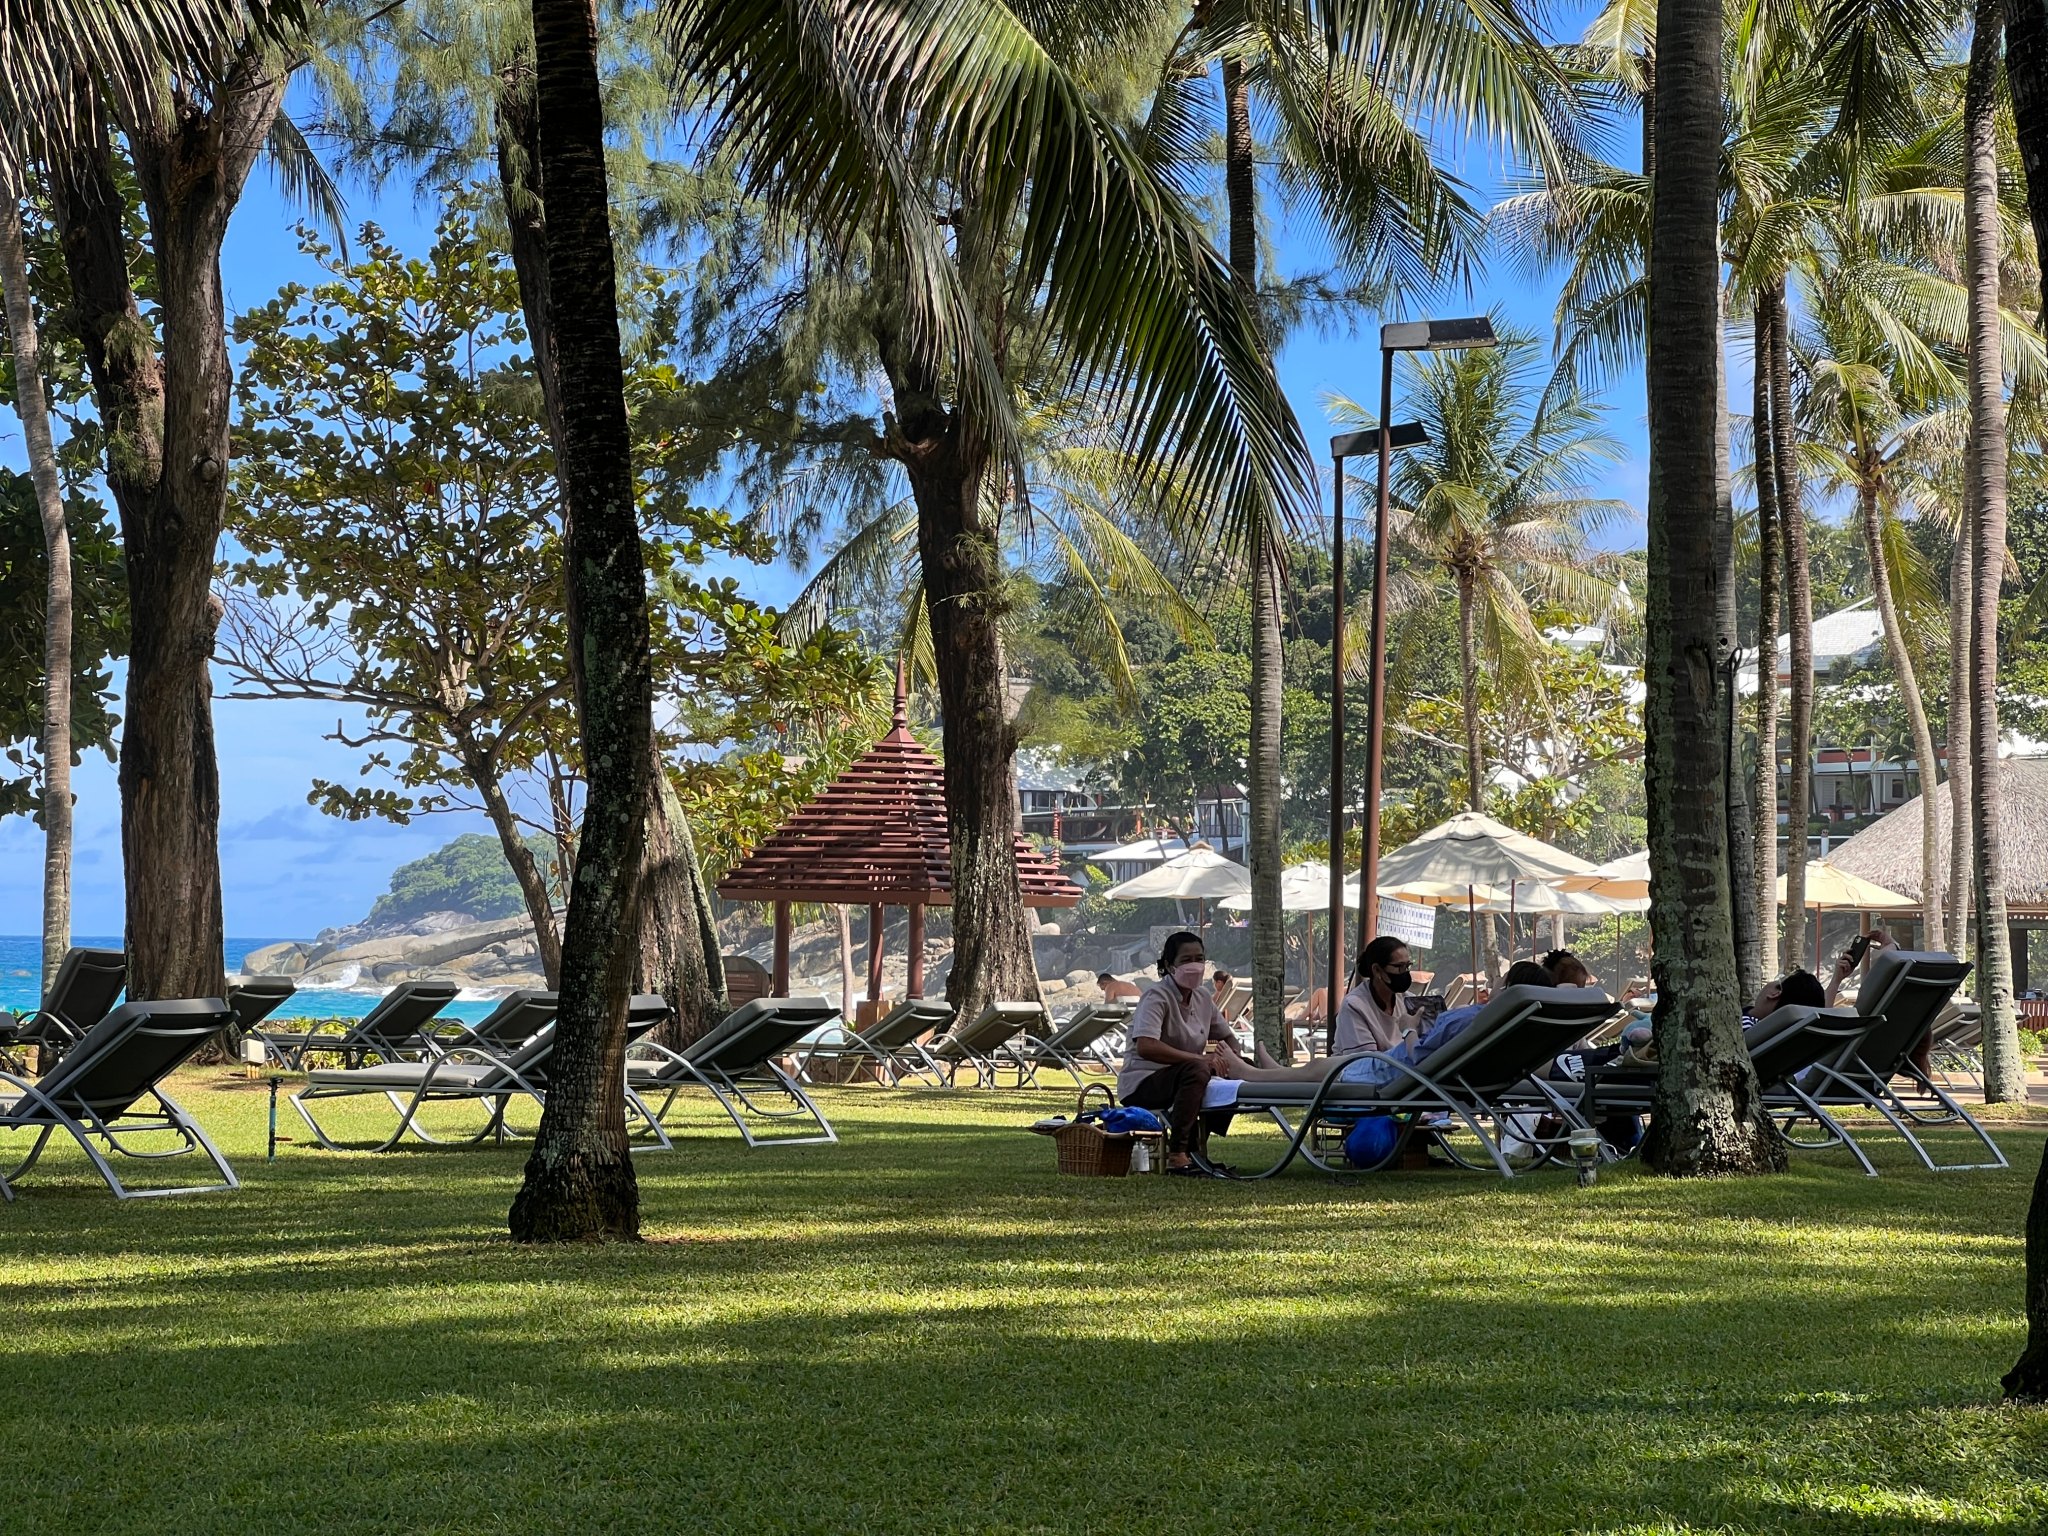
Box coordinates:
[1334,936,1431,1053]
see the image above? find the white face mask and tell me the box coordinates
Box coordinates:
[1171,960,1206,991]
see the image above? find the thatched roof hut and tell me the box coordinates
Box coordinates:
[1825,756,2048,916]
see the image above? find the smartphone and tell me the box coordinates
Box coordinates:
[1845,933,1872,965]
[1411,993,1448,1026]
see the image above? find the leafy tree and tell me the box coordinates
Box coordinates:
[366,832,562,928]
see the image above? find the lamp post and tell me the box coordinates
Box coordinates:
[1354,317,1498,978]
[1327,420,1425,1020]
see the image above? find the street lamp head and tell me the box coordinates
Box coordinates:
[1330,422,1427,460]
[1380,316,1498,353]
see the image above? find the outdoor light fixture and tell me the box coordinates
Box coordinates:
[1335,316,1500,1048]
[1326,418,1427,1019]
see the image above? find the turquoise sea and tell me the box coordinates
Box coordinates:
[0,934,503,1023]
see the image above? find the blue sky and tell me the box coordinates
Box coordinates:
[2,4,1662,939]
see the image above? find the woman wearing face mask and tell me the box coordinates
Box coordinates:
[1333,936,1427,1054]
[1115,931,1247,1174]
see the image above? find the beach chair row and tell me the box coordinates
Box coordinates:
[1218,950,2008,1182]
[796,998,1132,1090]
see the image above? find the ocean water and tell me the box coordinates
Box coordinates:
[0,934,503,1023]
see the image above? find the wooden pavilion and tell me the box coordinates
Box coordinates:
[716,685,1080,1001]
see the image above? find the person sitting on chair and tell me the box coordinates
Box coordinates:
[1098,972,1143,1003]
[1333,936,1430,1053]
[1115,932,1250,1175]
[1543,949,1593,989]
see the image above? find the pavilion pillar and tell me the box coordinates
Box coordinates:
[2014,924,2031,994]
[867,903,886,1003]
[772,902,791,996]
[907,903,926,999]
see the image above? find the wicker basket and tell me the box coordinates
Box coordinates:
[1036,1084,1157,1177]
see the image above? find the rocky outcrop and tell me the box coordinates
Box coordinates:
[241,915,548,992]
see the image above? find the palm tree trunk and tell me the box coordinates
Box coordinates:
[1222,55,1286,1062]
[838,904,857,1021]
[1947,494,1974,953]
[1749,299,1782,991]
[1720,296,1759,1007]
[51,63,286,1004]
[1457,575,1484,814]
[1966,0,2023,1102]
[456,733,564,987]
[1640,0,1781,1176]
[1855,482,1945,949]
[2000,0,2048,1406]
[1765,281,1812,970]
[0,146,73,987]
[638,744,727,1048]
[508,0,655,1244]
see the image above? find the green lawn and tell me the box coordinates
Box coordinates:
[3,1071,2047,1534]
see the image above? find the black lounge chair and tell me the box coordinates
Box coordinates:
[1221,985,1623,1179]
[1574,1004,1880,1169]
[924,1001,1049,1087]
[429,989,560,1059]
[1006,1001,1132,1088]
[329,980,463,1067]
[797,999,953,1088]
[1799,950,2005,1172]
[0,998,238,1199]
[631,995,840,1146]
[226,976,314,1066]
[291,996,675,1153]
[3,946,126,1059]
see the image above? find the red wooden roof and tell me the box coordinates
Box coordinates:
[716,691,1080,908]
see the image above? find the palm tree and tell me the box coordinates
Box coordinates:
[506,0,655,1244]
[1337,328,1630,829]
[1134,0,1571,1056]
[1996,0,2048,1409]
[1964,0,2024,1103]
[0,0,289,1001]
[1637,0,1782,1177]
[664,0,1316,1028]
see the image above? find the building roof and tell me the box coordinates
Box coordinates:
[1824,754,2048,910]
[716,689,1080,908]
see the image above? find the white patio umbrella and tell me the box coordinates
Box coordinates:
[1560,848,1650,901]
[1370,813,1595,979]
[1220,862,1335,997]
[1104,844,1251,935]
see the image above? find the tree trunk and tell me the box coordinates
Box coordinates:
[1947,487,1975,954]
[0,146,74,986]
[638,743,727,1047]
[1967,0,2024,1102]
[1640,0,1782,1176]
[1221,56,1286,1061]
[457,734,564,987]
[1457,575,1484,813]
[508,0,654,1244]
[837,904,856,1020]
[52,63,286,1003]
[1766,281,1813,971]
[1856,482,1945,950]
[2000,0,2048,1407]
[1749,298,1782,990]
[1720,301,1760,1007]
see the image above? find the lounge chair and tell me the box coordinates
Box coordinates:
[1221,985,1622,1179]
[0,998,238,1199]
[1006,1001,1132,1088]
[796,999,953,1088]
[923,1000,1048,1087]
[1573,1004,1879,1169]
[3,945,126,1057]
[330,980,463,1067]
[1928,1003,1982,1086]
[1796,950,2005,1172]
[429,989,560,1059]
[291,996,674,1153]
[226,976,315,1066]
[629,995,839,1146]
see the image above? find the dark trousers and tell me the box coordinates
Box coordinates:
[1124,1062,1234,1154]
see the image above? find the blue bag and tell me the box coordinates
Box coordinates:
[1097,1105,1165,1135]
[1343,1114,1400,1168]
